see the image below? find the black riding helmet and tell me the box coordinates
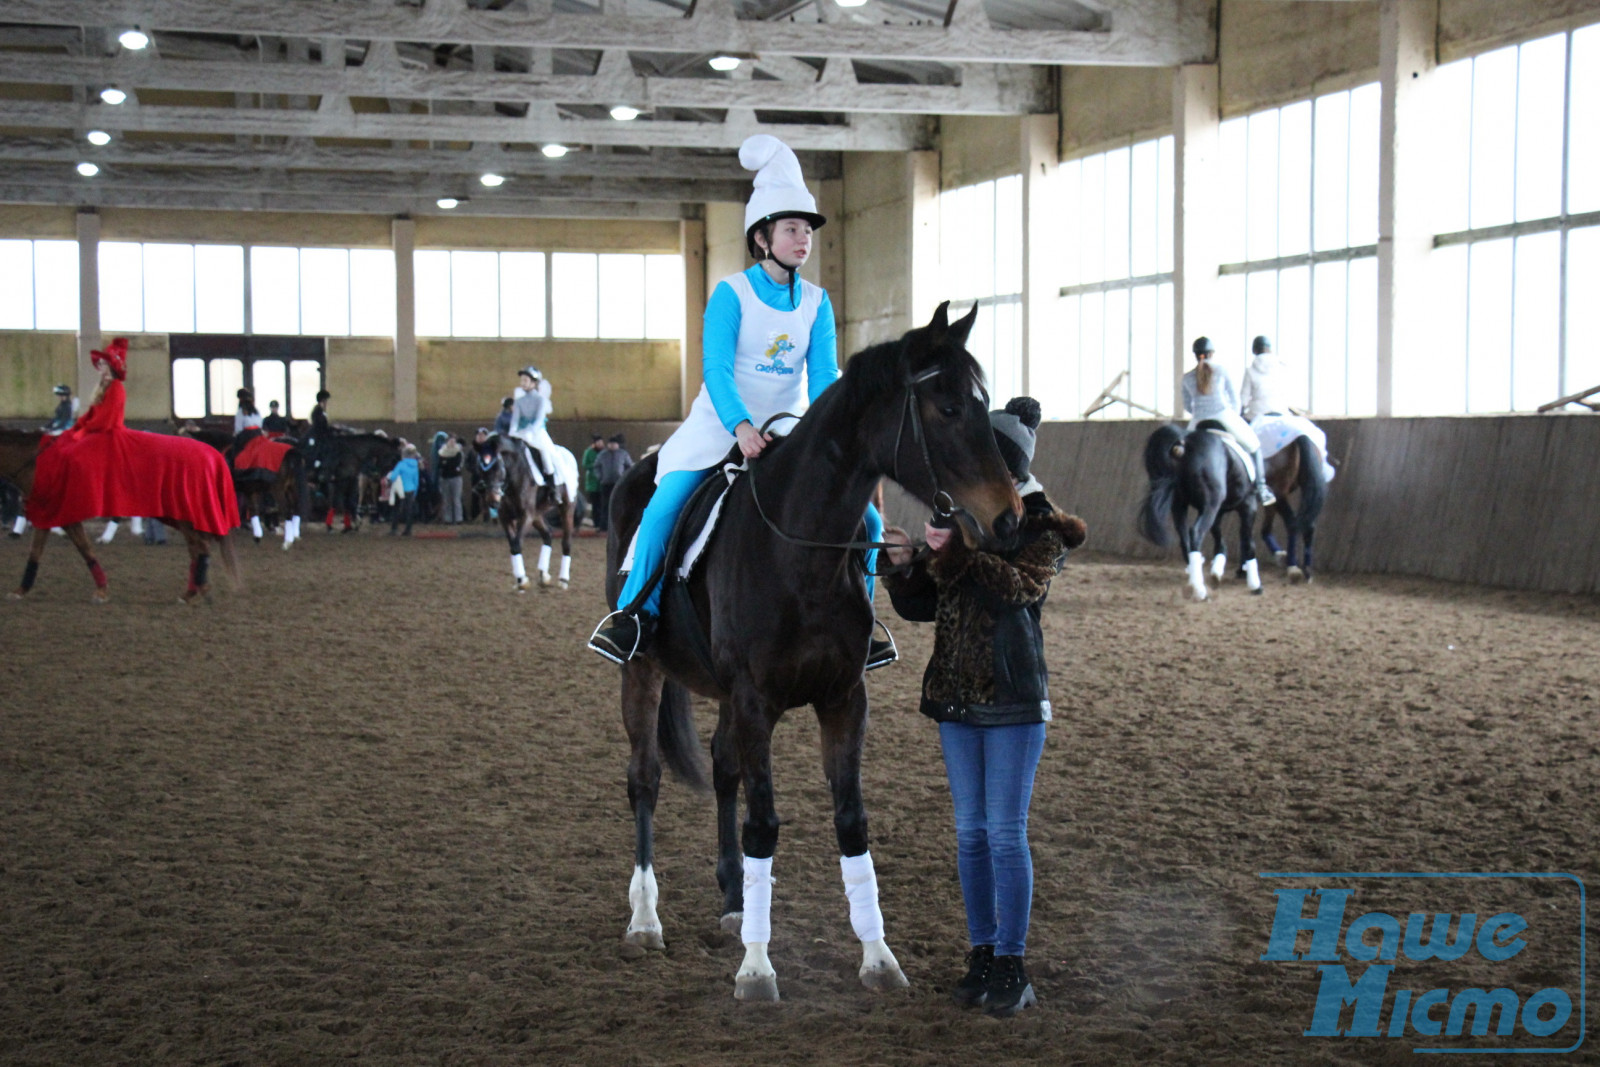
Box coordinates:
[1192,336,1215,357]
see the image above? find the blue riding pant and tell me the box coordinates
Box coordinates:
[616,466,880,619]
[938,720,1046,957]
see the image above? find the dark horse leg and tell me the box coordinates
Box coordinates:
[503,508,532,592]
[177,522,212,604]
[556,500,574,589]
[712,707,744,930]
[1182,502,1220,601]
[1237,501,1263,595]
[9,526,55,599]
[817,682,909,990]
[621,658,667,950]
[730,682,782,1002]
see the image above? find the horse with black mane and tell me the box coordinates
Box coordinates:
[1260,434,1329,582]
[603,303,1021,1001]
[1138,421,1264,600]
[483,435,578,590]
[185,424,309,549]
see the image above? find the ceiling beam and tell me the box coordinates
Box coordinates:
[0,179,698,218]
[0,135,849,180]
[0,0,1213,66]
[0,99,930,151]
[0,49,1053,115]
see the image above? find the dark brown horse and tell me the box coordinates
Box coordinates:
[605,303,1021,1001]
[484,436,577,591]
[1,429,239,604]
[1260,435,1329,582]
[1137,422,1264,600]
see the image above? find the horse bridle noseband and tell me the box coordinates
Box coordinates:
[744,365,967,568]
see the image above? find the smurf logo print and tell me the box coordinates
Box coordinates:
[756,332,797,374]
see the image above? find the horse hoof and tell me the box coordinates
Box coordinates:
[860,963,910,991]
[91,592,109,604]
[719,912,743,935]
[1251,586,1264,596]
[514,577,530,592]
[1287,566,1305,583]
[539,573,551,587]
[1274,550,1288,567]
[734,973,780,1003]
[7,591,23,600]
[559,579,569,591]
[624,926,665,951]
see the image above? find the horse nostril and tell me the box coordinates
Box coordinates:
[994,510,1018,541]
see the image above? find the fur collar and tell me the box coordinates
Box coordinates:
[1022,496,1087,550]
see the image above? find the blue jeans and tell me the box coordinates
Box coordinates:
[616,466,881,618]
[939,720,1046,957]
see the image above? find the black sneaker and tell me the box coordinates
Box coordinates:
[985,954,1037,1018]
[952,944,993,1007]
[864,621,898,672]
[588,611,652,664]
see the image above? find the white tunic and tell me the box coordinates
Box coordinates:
[654,271,821,481]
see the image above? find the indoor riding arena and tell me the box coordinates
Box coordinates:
[2,2,1597,1064]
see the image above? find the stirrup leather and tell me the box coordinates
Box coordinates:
[588,609,642,665]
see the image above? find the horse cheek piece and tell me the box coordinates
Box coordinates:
[606,301,1019,1003]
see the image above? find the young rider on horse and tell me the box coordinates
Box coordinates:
[1182,336,1275,507]
[881,397,1086,1018]
[590,134,893,669]
[508,367,556,483]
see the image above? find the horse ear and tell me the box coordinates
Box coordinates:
[927,301,951,335]
[948,302,979,348]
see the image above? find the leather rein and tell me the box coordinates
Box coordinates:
[743,366,964,567]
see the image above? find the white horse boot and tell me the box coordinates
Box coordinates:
[1185,550,1209,601]
[1244,557,1263,595]
[249,515,264,542]
[841,852,908,991]
[735,856,779,1001]
[537,544,552,586]
[625,865,664,950]
[1208,552,1227,584]
[510,551,529,592]
[558,553,571,590]
[99,520,118,544]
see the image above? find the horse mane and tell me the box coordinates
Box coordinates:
[815,328,988,425]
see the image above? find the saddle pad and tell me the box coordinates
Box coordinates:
[1252,413,1337,482]
[618,457,746,578]
[1204,428,1254,471]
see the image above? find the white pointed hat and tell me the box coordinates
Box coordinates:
[740,134,826,234]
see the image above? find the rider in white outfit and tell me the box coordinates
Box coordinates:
[1240,335,1291,422]
[508,366,555,483]
[1181,336,1275,507]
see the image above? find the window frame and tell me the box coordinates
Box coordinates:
[168,334,326,422]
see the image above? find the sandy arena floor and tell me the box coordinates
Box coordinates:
[1,524,1595,1065]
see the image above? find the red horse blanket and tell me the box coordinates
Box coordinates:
[26,381,241,536]
[233,434,291,474]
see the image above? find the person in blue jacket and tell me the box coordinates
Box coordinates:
[387,443,420,536]
[590,134,893,669]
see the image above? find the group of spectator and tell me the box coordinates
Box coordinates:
[581,432,634,532]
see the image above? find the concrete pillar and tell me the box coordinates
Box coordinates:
[1020,113,1058,398]
[1172,64,1220,417]
[680,217,706,418]
[1377,0,1438,417]
[907,150,941,330]
[76,210,101,394]
[391,217,417,422]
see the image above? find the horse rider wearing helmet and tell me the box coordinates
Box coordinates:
[1182,336,1275,507]
[508,366,556,484]
[45,383,77,435]
[590,133,894,670]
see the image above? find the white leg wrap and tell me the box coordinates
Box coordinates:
[250,515,264,539]
[1245,557,1262,591]
[292,515,302,540]
[130,517,143,536]
[559,555,571,582]
[12,516,27,535]
[511,553,527,580]
[840,852,885,943]
[1209,552,1226,581]
[537,544,552,575]
[626,864,663,945]
[740,855,774,945]
[99,520,118,543]
[1185,551,1208,600]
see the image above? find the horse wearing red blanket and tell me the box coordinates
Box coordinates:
[6,339,240,603]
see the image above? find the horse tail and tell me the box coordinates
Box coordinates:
[657,680,710,792]
[1138,424,1183,547]
[214,530,243,590]
[1294,435,1327,531]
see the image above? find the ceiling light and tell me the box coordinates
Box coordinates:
[479,172,505,187]
[835,0,868,6]
[609,105,640,121]
[541,143,569,158]
[77,161,100,177]
[86,129,112,146]
[436,197,460,209]
[99,87,127,105]
[709,55,740,72]
[118,29,150,50]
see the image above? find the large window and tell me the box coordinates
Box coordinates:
[0,239,79,330]
[101,242,246,334]
[1215,85,1381,417]
[416,250,684,340]
[1421,25,1600,414]
[1056,136,1175,419]
[169,336,325,420]
[251,246,395,337]
[939,175,1024,403]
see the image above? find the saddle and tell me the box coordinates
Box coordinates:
[1196,421,1254,471]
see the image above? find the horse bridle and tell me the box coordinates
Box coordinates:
[744,365,969,567]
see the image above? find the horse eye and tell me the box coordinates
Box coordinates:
[940,403,962,418]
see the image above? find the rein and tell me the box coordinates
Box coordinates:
[743,367,962,570]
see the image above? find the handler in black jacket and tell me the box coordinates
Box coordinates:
[882,396,1086,1020]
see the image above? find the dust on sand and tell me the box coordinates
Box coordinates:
[1,530,1595,1064]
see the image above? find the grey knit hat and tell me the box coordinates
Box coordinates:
[990,396,1041,482]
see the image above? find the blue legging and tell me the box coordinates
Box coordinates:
[617,466,880,618]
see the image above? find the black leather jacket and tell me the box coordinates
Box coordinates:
[885,493,1086,727]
